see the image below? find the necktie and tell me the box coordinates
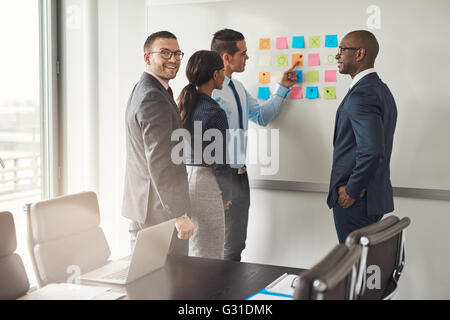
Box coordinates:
[228,80,244,129]
[167,86,174,99]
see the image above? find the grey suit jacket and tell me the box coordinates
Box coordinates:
[122,72,190,225]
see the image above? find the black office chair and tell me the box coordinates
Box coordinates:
[293,244,362,300]
[345,215,411,300]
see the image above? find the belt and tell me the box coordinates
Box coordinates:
[231,166,247,175]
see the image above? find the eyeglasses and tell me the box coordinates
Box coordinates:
[148,49,184,61]
[338,47,361,55]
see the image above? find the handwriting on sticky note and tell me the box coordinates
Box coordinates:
[258,87,270,100]
[292,36,305,49]
[309,36,321,48]
[325,35,338,48]
[308,53,320,66]
[296,70,303,83]
[259,38,271,50]
[306,70,319,82]
[276,54,288,66]
[324,87,336,99]
[325,70,337,82]
[259,72,271,84]
[276,37,288,49]
[306,86,319,99]
[292,54,303,66]
[290,87,303,99]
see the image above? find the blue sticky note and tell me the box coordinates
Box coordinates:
[325,35,338,48]
[258,87,270,100]
[305,86,319,99]
[292,36,305,49]
[296,70,303,83]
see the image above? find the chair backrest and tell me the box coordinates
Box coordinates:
[25,192,111,287]
[345,215,411,300]
[0,211,30,300]
[294,244,362,300]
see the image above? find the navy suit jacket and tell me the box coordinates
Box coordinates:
[327,72,397,217]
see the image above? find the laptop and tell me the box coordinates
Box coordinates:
[81,219,175,285]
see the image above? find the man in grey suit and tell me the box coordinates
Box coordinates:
[327,30,397,243]
[122,31,194,253]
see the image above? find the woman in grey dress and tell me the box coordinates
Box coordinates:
[177,50,232,259]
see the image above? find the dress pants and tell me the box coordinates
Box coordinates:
[224,171,250,261]
[333,197,383,244]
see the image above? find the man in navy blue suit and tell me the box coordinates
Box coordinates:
[327,30,398,244]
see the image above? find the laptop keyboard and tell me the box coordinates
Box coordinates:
[101,268,129,281]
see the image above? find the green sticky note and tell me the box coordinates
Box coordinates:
[276,54,288,66]
[309,35,321,48]
[324,87,336,99]
[306,70,319,82]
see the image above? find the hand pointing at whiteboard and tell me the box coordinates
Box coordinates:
[280,60,300,88]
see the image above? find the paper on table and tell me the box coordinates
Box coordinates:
[19,283,113,300]
[265,273,298,296]
[247,292,292,300]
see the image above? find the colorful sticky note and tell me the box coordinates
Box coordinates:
[290,86,303,99]
[292,36,305,49]
[259,72,271,84]
[324,53,338,65]
[309,36,321,48]
[258,87,270,100]
[259,54,271,67]
[276,54,288,66]
[306,86,319,99]
[324,87,336,99]
[292,54,304,66]
[325,70,337,82]
[306,70,319,82]
[308,53,320,66]
[296,70,303,83]
[259,38,271,50]
[276,37,288,49]
[325,35,338,48]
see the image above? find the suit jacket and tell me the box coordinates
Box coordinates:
[122,72,190,225]
[327,72,397,217]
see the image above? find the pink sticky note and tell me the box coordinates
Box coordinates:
[290,86,303,99]
[276,37,288,49]
[325,70,337,82]
[308,53,320,66]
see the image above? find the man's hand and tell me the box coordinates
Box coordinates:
[337,185,356,208]
[280,60,300,88]
[175,215,195,240]
[223,200,232,212]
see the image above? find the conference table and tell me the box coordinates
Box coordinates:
[112,254,305,300]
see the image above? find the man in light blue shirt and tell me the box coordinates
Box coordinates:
[211,29,298,261]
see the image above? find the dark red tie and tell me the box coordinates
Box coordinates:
[167,86,174,99]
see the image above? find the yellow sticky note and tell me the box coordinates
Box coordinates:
[276,54,288,66]
[259,38,271,50]
[259,54,271,67]
[324,53,338,65]
[259,72,271,84]
[292,54,304,66]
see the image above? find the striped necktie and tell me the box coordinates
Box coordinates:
[228,80,244,129]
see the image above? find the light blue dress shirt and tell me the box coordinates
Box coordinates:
[212,76,290,168]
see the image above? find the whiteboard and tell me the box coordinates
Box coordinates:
[146,0,450,191]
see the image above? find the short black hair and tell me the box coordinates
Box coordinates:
[211,29,245,57]
[144,31,177,52]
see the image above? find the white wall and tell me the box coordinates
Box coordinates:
[60,0,450,299]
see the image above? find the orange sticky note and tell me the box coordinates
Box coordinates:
[259,72,271,84]
[292,54,304,66]
[259,38,271,50]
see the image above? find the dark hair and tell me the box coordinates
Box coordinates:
[144,31,177,52]
[177,50,224,129]
[210,28,245,57]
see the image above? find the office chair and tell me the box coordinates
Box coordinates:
[25,192,111,287]
[293,244,362,300]
[0,211,30,300]
[345,215,411,300]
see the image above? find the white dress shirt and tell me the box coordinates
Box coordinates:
[350,68,376,89]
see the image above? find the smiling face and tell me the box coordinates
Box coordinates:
[144,37,181,83]
[335,35,359,76]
